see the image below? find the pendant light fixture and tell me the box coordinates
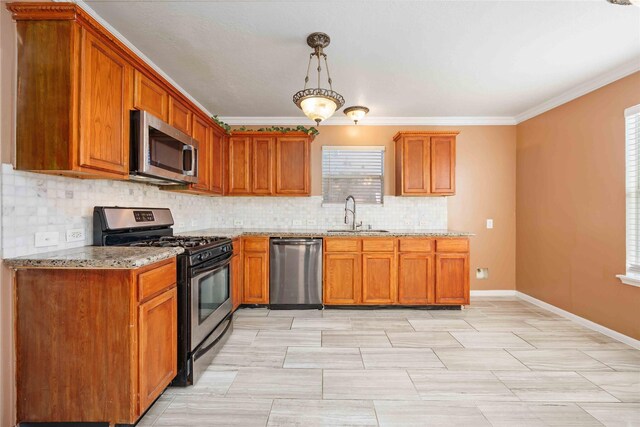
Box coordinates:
[606,0,639,5]
[293,32,345,125]
[344,106,369,125]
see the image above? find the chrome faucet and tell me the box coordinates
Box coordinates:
[344,195,362,231]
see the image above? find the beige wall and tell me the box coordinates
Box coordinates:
[516,72,640,340]
[306,126,517,292]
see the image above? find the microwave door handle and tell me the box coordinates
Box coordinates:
[183,145,196,176]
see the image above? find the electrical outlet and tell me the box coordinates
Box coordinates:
[234,219,243,227]
[66,229,85,242]
[486,219,494,229]
[35,231,59,247]
[307,219,317,226]
[476,268,489,280]
[191,219,199,227]
[292,219,303,226]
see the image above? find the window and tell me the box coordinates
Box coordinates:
[322,146,385,204]
[618,104,640,287]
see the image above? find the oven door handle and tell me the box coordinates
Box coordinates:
[193,317,232,361]
[191,258,231,280]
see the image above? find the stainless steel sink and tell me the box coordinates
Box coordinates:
[327,229,389,233]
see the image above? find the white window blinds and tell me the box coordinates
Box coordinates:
[625,104,640,273]
[322,146,385,204]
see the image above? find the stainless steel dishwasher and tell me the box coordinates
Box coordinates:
[270,238,323,308]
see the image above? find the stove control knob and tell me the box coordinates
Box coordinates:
[197,254,203,261]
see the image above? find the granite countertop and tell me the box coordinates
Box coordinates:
[178,228,473,239]
[4,246,185,269]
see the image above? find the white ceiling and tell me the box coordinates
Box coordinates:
[84,0,640,121]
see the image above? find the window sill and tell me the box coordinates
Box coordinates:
[616,274,640,288]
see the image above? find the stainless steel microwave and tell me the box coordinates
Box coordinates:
[130,110,199,185]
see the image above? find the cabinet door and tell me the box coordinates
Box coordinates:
[133,70,168,121]
[243,251,269,304]
[227,136,252,194]
[191,116,211,192]
[210,129,225,194]
[398,253,435,304]
[362,253,396,304]
[79,29,131,176]
[431,136,455,194]
[401,136,430,194]
[324,253,361,305]
[138,287,177,413]
[275,137,310,195]
[252,137,274,194]
[168,97,192,135]
[435,253,469,305]
[231,254,242,311]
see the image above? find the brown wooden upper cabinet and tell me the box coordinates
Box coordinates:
[133,70,169,121]
[8,3,229,185]
[226,132,312,196]
[10,7,133,179]
[276,137,310,195]
[168,96,193,135]
[227,136,253,195]
[394,132,458,196]
[191,115,212,193]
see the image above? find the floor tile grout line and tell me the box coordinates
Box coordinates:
[264,398,275,427]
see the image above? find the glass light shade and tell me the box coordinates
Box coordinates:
[343,106,370,124]
[300,96,337,124]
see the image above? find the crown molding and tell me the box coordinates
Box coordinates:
[515,59,640,124]
[218,116,518,126]
[58,0,217,121]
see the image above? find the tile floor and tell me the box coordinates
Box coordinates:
[140,298,640,426]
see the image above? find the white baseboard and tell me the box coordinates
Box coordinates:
[516,291,640,350]
[470,290,517,297]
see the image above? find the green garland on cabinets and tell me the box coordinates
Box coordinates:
[211,116,319,136]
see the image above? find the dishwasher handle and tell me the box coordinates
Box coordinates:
[271,239,321,246]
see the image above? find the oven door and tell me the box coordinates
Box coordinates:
[190,257,232,351]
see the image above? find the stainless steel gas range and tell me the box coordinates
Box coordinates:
[93,206,233,386]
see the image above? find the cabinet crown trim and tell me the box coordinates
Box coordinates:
[393,131,460,141]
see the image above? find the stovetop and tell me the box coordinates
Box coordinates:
[129,235,230,250]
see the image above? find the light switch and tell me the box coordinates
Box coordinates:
[486,219,494,229]
[35,231,59,247]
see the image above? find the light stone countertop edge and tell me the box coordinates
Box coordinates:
[4,247,185,270]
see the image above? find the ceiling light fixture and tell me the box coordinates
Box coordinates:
[606,0,639,5]
[293,32,345,125]
[344,106,370,125]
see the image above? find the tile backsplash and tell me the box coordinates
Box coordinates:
[1,164,447,258]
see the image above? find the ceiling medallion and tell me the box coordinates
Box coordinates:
[293,32,345,125]
[344,106,370,125]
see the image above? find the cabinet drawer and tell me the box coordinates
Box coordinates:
[436,238,469,253]
[324,238,361,252]
[362,238,396,252]
[399,238,434,253]
[243,237,269,252]
[138,260,176,302]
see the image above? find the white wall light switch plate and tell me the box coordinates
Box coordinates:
[35,231,59,247]
[486,219,494,229]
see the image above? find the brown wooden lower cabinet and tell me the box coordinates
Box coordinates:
[13,257,178,425]
[362,253,397,304]
[231,238,243,310]
[324,253,361,304]
[324,237,469,306]
[398,253,435,304]
[435,253,470,304]
[242,237,269,304]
